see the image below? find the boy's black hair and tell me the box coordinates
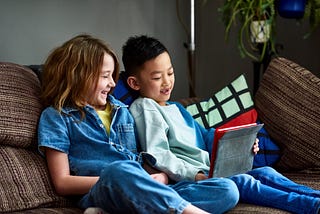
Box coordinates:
[122,35,168,76]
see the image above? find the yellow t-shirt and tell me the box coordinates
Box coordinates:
[97,102,112,134]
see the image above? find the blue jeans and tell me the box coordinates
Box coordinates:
[79,160,239,214]
[229,166,320,214]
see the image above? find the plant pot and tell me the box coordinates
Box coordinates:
[250,20,271,43]
[277,0,307,19]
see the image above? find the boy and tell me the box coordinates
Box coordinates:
[122,35,320,214]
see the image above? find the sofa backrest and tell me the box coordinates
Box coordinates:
[0,62,75,212]
[255,57,320,171]
[0,62,42,148]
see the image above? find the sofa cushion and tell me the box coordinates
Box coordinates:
[253,123,281,168]
[9,208,83,213]
[255,57,320,171]
[0,62,42,148]
[0,146,76,212]
[185,74,257,129]
[112,71,139,105]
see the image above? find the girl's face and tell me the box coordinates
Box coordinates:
[132,52,175,106]
[87,53,116,110]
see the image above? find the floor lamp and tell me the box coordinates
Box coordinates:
[187,0,196,97]
[177,0,196,97]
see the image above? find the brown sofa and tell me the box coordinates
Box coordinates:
[0,57,319,213]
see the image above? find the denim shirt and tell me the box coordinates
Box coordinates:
[38,95,139,176]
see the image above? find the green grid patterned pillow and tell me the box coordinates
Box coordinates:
[186,74,255,129]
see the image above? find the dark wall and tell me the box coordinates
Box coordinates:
[195,0,320,98]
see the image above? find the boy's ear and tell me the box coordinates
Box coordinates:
[127,76,140,91]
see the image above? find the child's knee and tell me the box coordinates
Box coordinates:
[229,174,256,187]
[248,166,277,178]
[224,179,240,204]
[100,160,141,179]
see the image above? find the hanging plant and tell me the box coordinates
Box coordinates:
[218,0,277,62]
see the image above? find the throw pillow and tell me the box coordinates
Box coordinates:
[255,57,320,171]
[253,122,281,168]
[185,74,257,129]
[0,62,43,148]
[112,71,139,105]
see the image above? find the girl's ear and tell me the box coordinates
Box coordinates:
[127,76,140,91]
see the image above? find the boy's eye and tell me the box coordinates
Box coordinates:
[152,76,161,80]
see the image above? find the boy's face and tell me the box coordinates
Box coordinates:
[129,52,175,106]
[87,53,116,110]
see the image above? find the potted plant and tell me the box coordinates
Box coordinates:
[218,0,277,62]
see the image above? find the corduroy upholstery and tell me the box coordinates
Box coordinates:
[0,62,82,213]
[255,57,320,171]
[0,62,41,148]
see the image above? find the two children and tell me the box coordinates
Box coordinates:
[38,34,239,214]
[38,33,320,214]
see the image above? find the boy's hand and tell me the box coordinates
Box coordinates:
[253,138,259,155]
[195,172,208,181]
[150,172,169,185]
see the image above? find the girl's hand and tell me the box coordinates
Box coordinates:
[195,172,208,181]
[150,172,169,185]
[253,138,259,155]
